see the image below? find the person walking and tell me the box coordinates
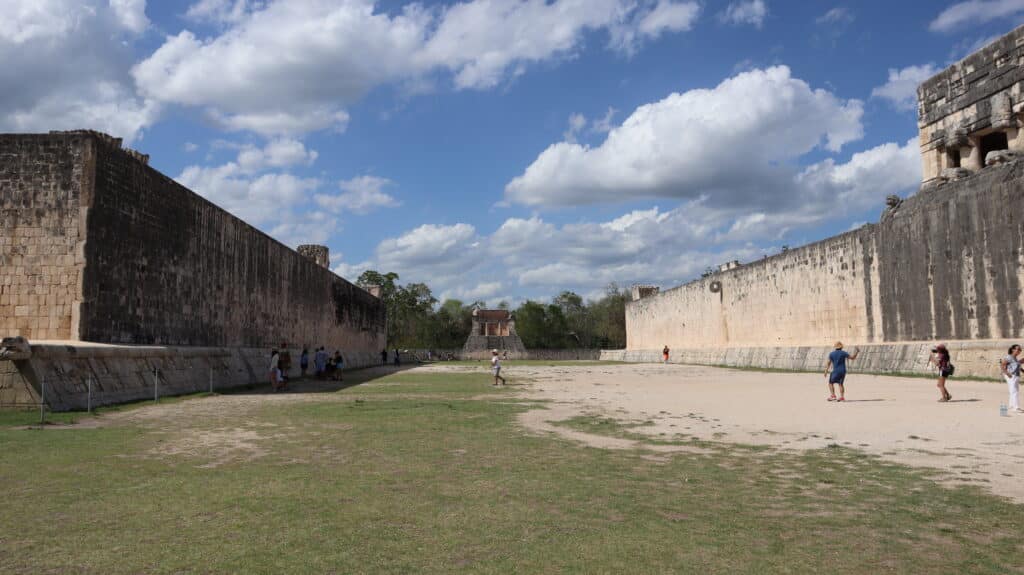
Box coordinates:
[928,344,954,402]
[824,342,859,402]
[332,350,345,381]
[300,347,309,377]
[269,348,282,391]
[1002,344,1023,413]
[314,346,328,378]
[278,342,292,383]
[491,349,506,386]
[394,348,401,367]
[381,348,388,366]
[662,345,670,364]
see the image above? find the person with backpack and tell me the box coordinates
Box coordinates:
[824,342,859,402]
[929,344,954,402]
[1001,344,1023,413]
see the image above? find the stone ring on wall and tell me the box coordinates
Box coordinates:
[709,281,722,293]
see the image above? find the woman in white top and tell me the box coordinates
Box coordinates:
[491,349,506,386]
[1001,344,1023,413]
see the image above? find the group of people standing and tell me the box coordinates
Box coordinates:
[268,343,347,391]
[662,339,1020,408]
[826,341,1024,408]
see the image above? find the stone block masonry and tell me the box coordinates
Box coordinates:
[624,26,1024,374]
[1,131,387,409]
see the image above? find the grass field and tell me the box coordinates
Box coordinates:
[1,366,1022,574]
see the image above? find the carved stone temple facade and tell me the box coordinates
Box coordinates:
[462,309,527,358]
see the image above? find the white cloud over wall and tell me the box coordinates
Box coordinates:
[930,0,1024,32]
[133,0,701,136]
[871,64,940,110]
[505,66,864,208]
[0,0,157,142]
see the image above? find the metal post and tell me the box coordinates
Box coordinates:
[154,368,159,402]
[209,366,214,394]
[40,376,46,425]
[87,376,92,413]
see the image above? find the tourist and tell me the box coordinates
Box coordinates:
[1002,344,1023,413]
[824,342,859,402]
[269,348,281,391]
[278,342,292,382]
[315,346,328,377]
[394,348,401,367]
[928,344,954,402]
[663,345,670,364]
[381,348,388,366]
[491,349,506,386]
[300,347,309,377]
[332,350,345,381]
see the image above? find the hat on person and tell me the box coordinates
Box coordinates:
[931,343,947,351]
[834,341,843,349]
[492,349,498,353]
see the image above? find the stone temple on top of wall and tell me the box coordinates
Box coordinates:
[0,130,387,410]
[613,24,1024,378]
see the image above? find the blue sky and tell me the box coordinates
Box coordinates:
[5,0,1023,304]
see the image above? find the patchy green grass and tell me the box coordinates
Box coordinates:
[0,391,224,428]
[1,369,1022,574]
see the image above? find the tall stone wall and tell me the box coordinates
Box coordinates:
[1,132,386,355]
[627,160,1024,351]
[0,133,90,340]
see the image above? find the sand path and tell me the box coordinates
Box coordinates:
[504,363,1024,502]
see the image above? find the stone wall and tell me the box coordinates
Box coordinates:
[602,339,1015,380]
[918,24,1024,183]
[627,159,1024,351]
[0,132,386,354]
[0,133,89,340]
[5,342,382,412]
[0,358,35,407]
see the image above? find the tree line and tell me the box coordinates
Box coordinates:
[356,271,629,350]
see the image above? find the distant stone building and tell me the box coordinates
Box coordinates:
[462,309,527,357]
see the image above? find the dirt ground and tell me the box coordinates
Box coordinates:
[499,362,1024,503]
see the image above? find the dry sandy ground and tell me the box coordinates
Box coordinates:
[500,362,1024,503]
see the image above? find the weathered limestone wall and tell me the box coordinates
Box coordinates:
[628,231,875,350]
[0,358,35,407]
[6,341,383,412]
[0,132,386,354]
[602,339,1015,380]
[628,159,1024,352]
[0,133,89,340]
[79,135,385,352]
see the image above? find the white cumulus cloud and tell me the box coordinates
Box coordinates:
[871,64,940,110]
[133,0,701,137]
[0,0,158,142]
[721,0,767,28]
[930,0,1024,32]
[316,176,401,215]
[505,66,864,208]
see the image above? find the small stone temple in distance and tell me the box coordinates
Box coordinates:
[0,130,387,410]
[606,24,1024,378]
[462,309,527,359]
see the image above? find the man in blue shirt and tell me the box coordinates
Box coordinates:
[825,342,860,402]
